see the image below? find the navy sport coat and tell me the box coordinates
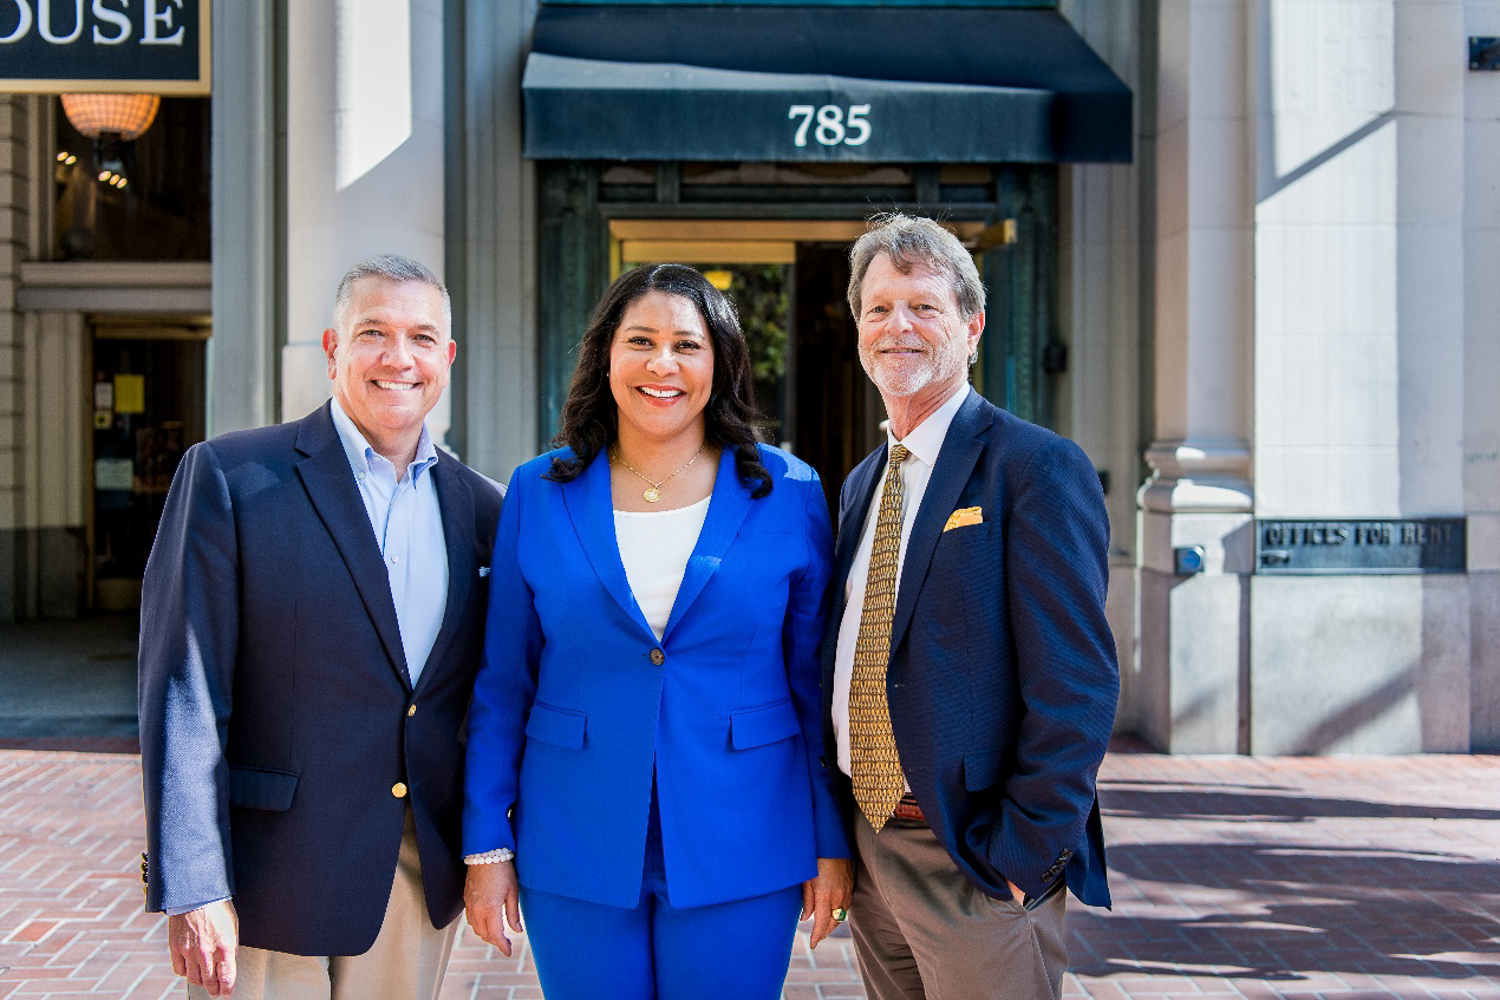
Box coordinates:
[138,402,502,955]
[821,389,1118,907]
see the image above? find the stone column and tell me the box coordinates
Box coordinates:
[1248,0,1469,753]
[281,0,450,440]
[209,0,278,436]
[19,310,87,617]
[0,95,30,619]
[0,98,86,618]
[1137,0,1255,752]
[1468,11,1500,751]
[1057,0,1147,735]
[444,0,539,481]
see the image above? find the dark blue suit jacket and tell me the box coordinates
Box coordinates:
[137,403,502,955]
[821,390,1118,907]
[463,444,848,909]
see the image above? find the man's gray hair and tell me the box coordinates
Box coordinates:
[847,213,985,321]
[333,254,452,332]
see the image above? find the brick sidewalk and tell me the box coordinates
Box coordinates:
[3,750,1498,999]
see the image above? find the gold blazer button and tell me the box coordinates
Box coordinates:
[407,704,417,717]
[391,782,408,798]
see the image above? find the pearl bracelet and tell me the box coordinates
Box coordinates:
[463,847,515,865]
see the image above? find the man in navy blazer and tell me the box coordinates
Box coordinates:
[822,215,1119,1000]
[138,256,501,999]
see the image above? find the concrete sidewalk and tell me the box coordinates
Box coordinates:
[3,749,1497,1000]
[0,615,139,745]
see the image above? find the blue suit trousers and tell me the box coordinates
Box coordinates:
[521,787,803,1000]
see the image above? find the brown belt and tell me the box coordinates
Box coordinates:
[891,793,926,823]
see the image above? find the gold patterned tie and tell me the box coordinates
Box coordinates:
[850,443,910,832]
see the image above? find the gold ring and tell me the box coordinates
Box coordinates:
[832,907,848,922]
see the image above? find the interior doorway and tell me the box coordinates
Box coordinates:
[538,162,1060,503]
[610,219,953,505]
[89,319,209,611]
[790,241,883,509]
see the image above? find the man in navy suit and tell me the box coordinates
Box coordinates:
[138,256,502,999]
[822,215,1119,1000]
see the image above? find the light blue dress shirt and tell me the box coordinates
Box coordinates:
[330,397,449,685]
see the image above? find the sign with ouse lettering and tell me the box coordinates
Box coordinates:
[0,0,209,94]
[1256,518,1467,574]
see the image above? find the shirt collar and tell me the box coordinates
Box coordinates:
[328,395,439,481]
[888,383,971,468]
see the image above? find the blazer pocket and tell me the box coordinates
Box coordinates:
[730,699,800,750]
[937,520,993,544]
[962,748,1005,792]
[525,702,587,750]
[229,766,299,812]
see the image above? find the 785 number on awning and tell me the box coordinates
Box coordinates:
[788,105,871,147]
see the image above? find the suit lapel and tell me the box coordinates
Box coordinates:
[661,447,751,641]
[294,404,411,689]
[821,447,884,689]
[833,447,884,595]
[562,449,655,637]
[415,454,474,690]
[889,390,990,656]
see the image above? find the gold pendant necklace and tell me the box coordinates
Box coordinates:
[613,444,706,504]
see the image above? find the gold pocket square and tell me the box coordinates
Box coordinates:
[944,506,983,531]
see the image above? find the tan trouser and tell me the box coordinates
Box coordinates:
[849,815,1069,1000]
[189,811,458,1000]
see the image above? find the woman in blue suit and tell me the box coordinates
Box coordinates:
[462,264,852,999]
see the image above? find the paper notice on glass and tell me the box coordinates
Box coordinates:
[95,458,134,491]
[114,374,145,414]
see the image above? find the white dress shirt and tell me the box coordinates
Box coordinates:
[330,396,448,685]
[832,384,972,778]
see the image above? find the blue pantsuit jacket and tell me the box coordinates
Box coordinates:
[463,444,848,909]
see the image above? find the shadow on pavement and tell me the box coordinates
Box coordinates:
[1103,783,1500,823]
[1074,791,1500,985]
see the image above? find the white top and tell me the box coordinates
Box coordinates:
[615,496,712,640]
[832,384,971,778]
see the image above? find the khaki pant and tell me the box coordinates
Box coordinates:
[189,811,458,1000]
[849,816,1069,1000]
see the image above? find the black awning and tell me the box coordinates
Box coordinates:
[522,5,1132,164]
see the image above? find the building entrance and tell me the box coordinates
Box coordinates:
[608,220,896,504]
[535,161,1060,501]
[89,319,208,611]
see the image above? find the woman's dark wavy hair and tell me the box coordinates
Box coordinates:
[545,263,773,498]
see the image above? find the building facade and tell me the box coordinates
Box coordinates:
[1,0,1496,753]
